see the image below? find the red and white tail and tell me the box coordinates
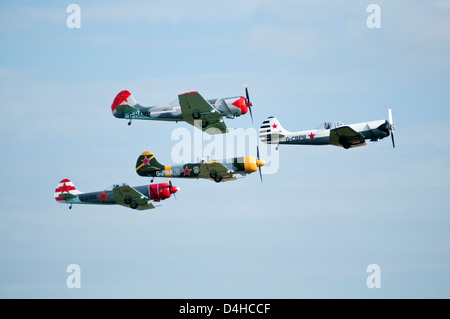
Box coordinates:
[111,90,138,113]
[54,179,82,202]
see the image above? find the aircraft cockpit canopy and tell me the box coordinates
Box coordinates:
[323,121,345,129]
[112,183,129,188]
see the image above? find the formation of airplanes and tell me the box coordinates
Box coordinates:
[56,84,396,211]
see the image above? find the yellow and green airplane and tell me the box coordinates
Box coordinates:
[135,148,265,183]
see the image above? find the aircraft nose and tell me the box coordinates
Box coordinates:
[170,186,179,194]
[232,97,248,115]
[257,159,266,167]
[377,120,390,136]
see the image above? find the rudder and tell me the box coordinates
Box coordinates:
[54,179,82,202]
[111,90,138,114]
[259,116,287,144]
[136,151,165,176]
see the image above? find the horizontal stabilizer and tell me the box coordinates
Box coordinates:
[138,166,162,173]
[115,104,138,114]
[58,193,77,200]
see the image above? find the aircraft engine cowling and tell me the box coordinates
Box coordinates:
[243,156,266,174]
[226,96,248,116]
[149,183,179,201]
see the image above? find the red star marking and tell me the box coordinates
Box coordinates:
[56,182,74,194]
[98,191,109,202]
[308,132,316,140]
[272,123,278,129]
[111,90,131,111]
[182,166,192,176]
[141,156,151,166]
[112,91,130,106]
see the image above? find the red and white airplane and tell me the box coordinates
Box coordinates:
[54,179,179,210]
[111,85,254,134]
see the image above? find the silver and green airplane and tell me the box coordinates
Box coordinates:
[54,179,179,210]
[259,108,396,149]
[135,149,266,183]
[111,85,254,134]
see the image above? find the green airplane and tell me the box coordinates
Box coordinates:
[135,149,265,183]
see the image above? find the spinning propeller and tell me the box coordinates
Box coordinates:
[388,107,395,148]
[245,84,254,123]
[256,144,264,183]
[168,179,179,200]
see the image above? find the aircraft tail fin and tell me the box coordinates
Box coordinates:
[136,151,165,176]
[54,179,82,203]
[111,90,138,114]
[259,116,288,144]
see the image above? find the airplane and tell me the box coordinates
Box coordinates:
[135,148,266,183]
[259,108,396,149]
[54,178,179,210]
[111,85,254,134]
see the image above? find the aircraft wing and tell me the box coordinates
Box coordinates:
[199,161,235,180]
[329,126,365,145]
[133,203,156,210]
[115,104,139,114]
[201,119,228,134]
[178,91,227,134]
[178,91,216,116]
[112,185,155,210]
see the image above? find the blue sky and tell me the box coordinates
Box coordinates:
[1,0,450,298]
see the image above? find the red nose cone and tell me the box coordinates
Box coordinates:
[232,97,248,115]
[111,90,131,111]
[170,186,179,194]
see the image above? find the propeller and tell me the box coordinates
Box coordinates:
[168,179,178,200]
[256,144,264,183]
[388,107,395,148]
[245,84,253,123]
